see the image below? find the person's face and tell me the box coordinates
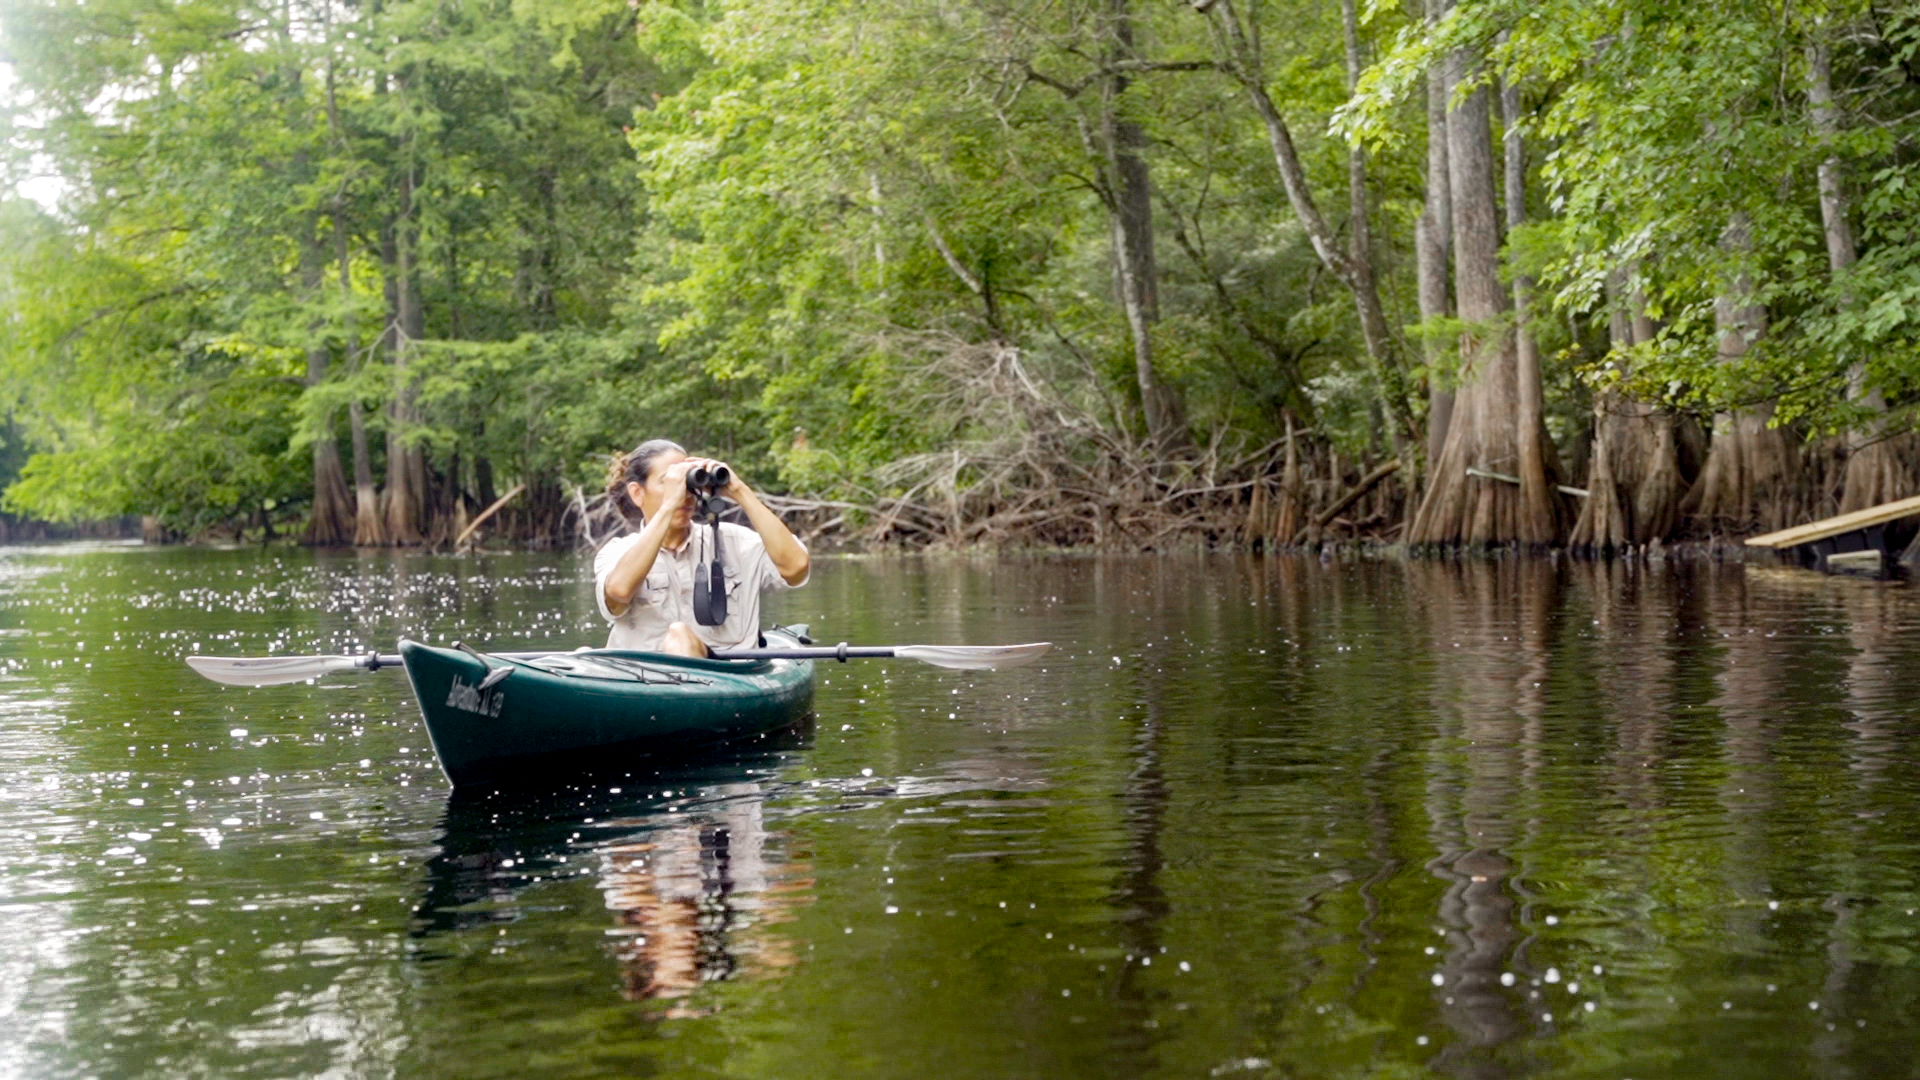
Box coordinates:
[632,451,693,528]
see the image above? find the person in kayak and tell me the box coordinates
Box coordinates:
[597,439,810,657]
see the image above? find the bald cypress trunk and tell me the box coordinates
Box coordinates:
[380,160,429,546]
[337,227,386,547]
[299,212,353,546]
[1571,288,1637,551]
[1683,215,1795,534]
[1417,0,1454,478]
[1501,68,1560,543]
[1408,44,1557,546]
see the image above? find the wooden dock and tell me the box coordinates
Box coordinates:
[1745,494,1920,577]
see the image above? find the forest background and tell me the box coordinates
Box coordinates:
[2,0,1918,552]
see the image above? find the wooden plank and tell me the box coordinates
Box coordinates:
[1743,493,1920,549]
[1826,549,1884,577]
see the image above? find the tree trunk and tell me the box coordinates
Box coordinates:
[1417,0,1454,478]
[299,225,353,546]
[1635,410,1685,541]
[1408,44,1557,546]
[1104,0,1187,451]
[1683,214,1794,534]
[1568,278,1631,549]
[336,226,386,547]
[349,399,384,545]
[381,164,429,546]
[1809,39,1916,512]
[1629,284,1687,541]
[1342,0,1413,471]
[1500,66,1560,544]
[1274,412,1304,545]
[1573,273,1654,550]
[474,454,499,512]
[1208,0,1402,419]
[305,380,354,546]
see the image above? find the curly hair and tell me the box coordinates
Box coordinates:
[604,439,686,526]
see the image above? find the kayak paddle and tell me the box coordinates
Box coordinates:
[711,642,1052,670]
[186,641,1053,687]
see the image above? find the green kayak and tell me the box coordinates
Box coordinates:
[400,626,816,788]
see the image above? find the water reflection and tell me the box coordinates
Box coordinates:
[6,546,1920,1078]
[414,745,813,1016]
[1409,559,1553,1069]
[598,788,810,1010]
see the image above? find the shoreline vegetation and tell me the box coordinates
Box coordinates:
[3,1,1918,557]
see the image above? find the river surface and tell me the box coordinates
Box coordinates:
[3,545,1920,1079]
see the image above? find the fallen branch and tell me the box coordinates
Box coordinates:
[455,483,525,548]
[1297,459,1401,542]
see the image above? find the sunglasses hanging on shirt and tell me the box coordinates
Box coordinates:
[687,465,731,626]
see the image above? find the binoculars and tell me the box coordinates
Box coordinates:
[687,464,731,493]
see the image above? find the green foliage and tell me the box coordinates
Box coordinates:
[627,0,1417,489]
[11,0,1915,539]
[1361,0,1920,434]
[0,0,680,534]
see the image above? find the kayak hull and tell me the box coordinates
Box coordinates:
[400,628,815,788]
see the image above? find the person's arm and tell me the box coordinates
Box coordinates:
[723,470,810,586]
[602,466,691,616]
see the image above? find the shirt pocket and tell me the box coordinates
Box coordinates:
[637,565,672,608]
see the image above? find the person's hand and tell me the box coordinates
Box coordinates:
[716,461,747,501]
[658,459,696,511]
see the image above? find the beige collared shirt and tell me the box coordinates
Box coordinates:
[593,522,806,652]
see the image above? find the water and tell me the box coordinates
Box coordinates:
[3,544,1920,1079]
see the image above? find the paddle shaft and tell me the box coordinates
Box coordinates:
[714,645,896,662]
[353,644,895,670]
[188,639,1046,686]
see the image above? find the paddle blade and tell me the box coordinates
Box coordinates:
[893,642,1053,670]
[185,654,367,687]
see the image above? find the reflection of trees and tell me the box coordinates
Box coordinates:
[1106,663,1170,1070]
[1571,561,1696,841]
[1813,581,1904,1064]
[597,787,811,1011]
[1704,565,1792,913]
[1408,559,1560,1073]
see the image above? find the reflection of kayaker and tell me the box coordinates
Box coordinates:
[596,787,811,1012]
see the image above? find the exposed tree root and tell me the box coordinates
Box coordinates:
[545,332,1404,553]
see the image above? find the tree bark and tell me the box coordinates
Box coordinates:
[1628,284,1686,541]
[1273,412,1304,545]
[1408,44,1558,546]
[299,219,354,546]
[1683,214,1795,534]
[349,399,383,546]
[1635,408,1685,541]
[1500,67,1559,544]
[1104,0,1187,451]
[381,160,429,546]
[335,227,386,547]
[1417,0,1454,476]
[1573,272,1655,550]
